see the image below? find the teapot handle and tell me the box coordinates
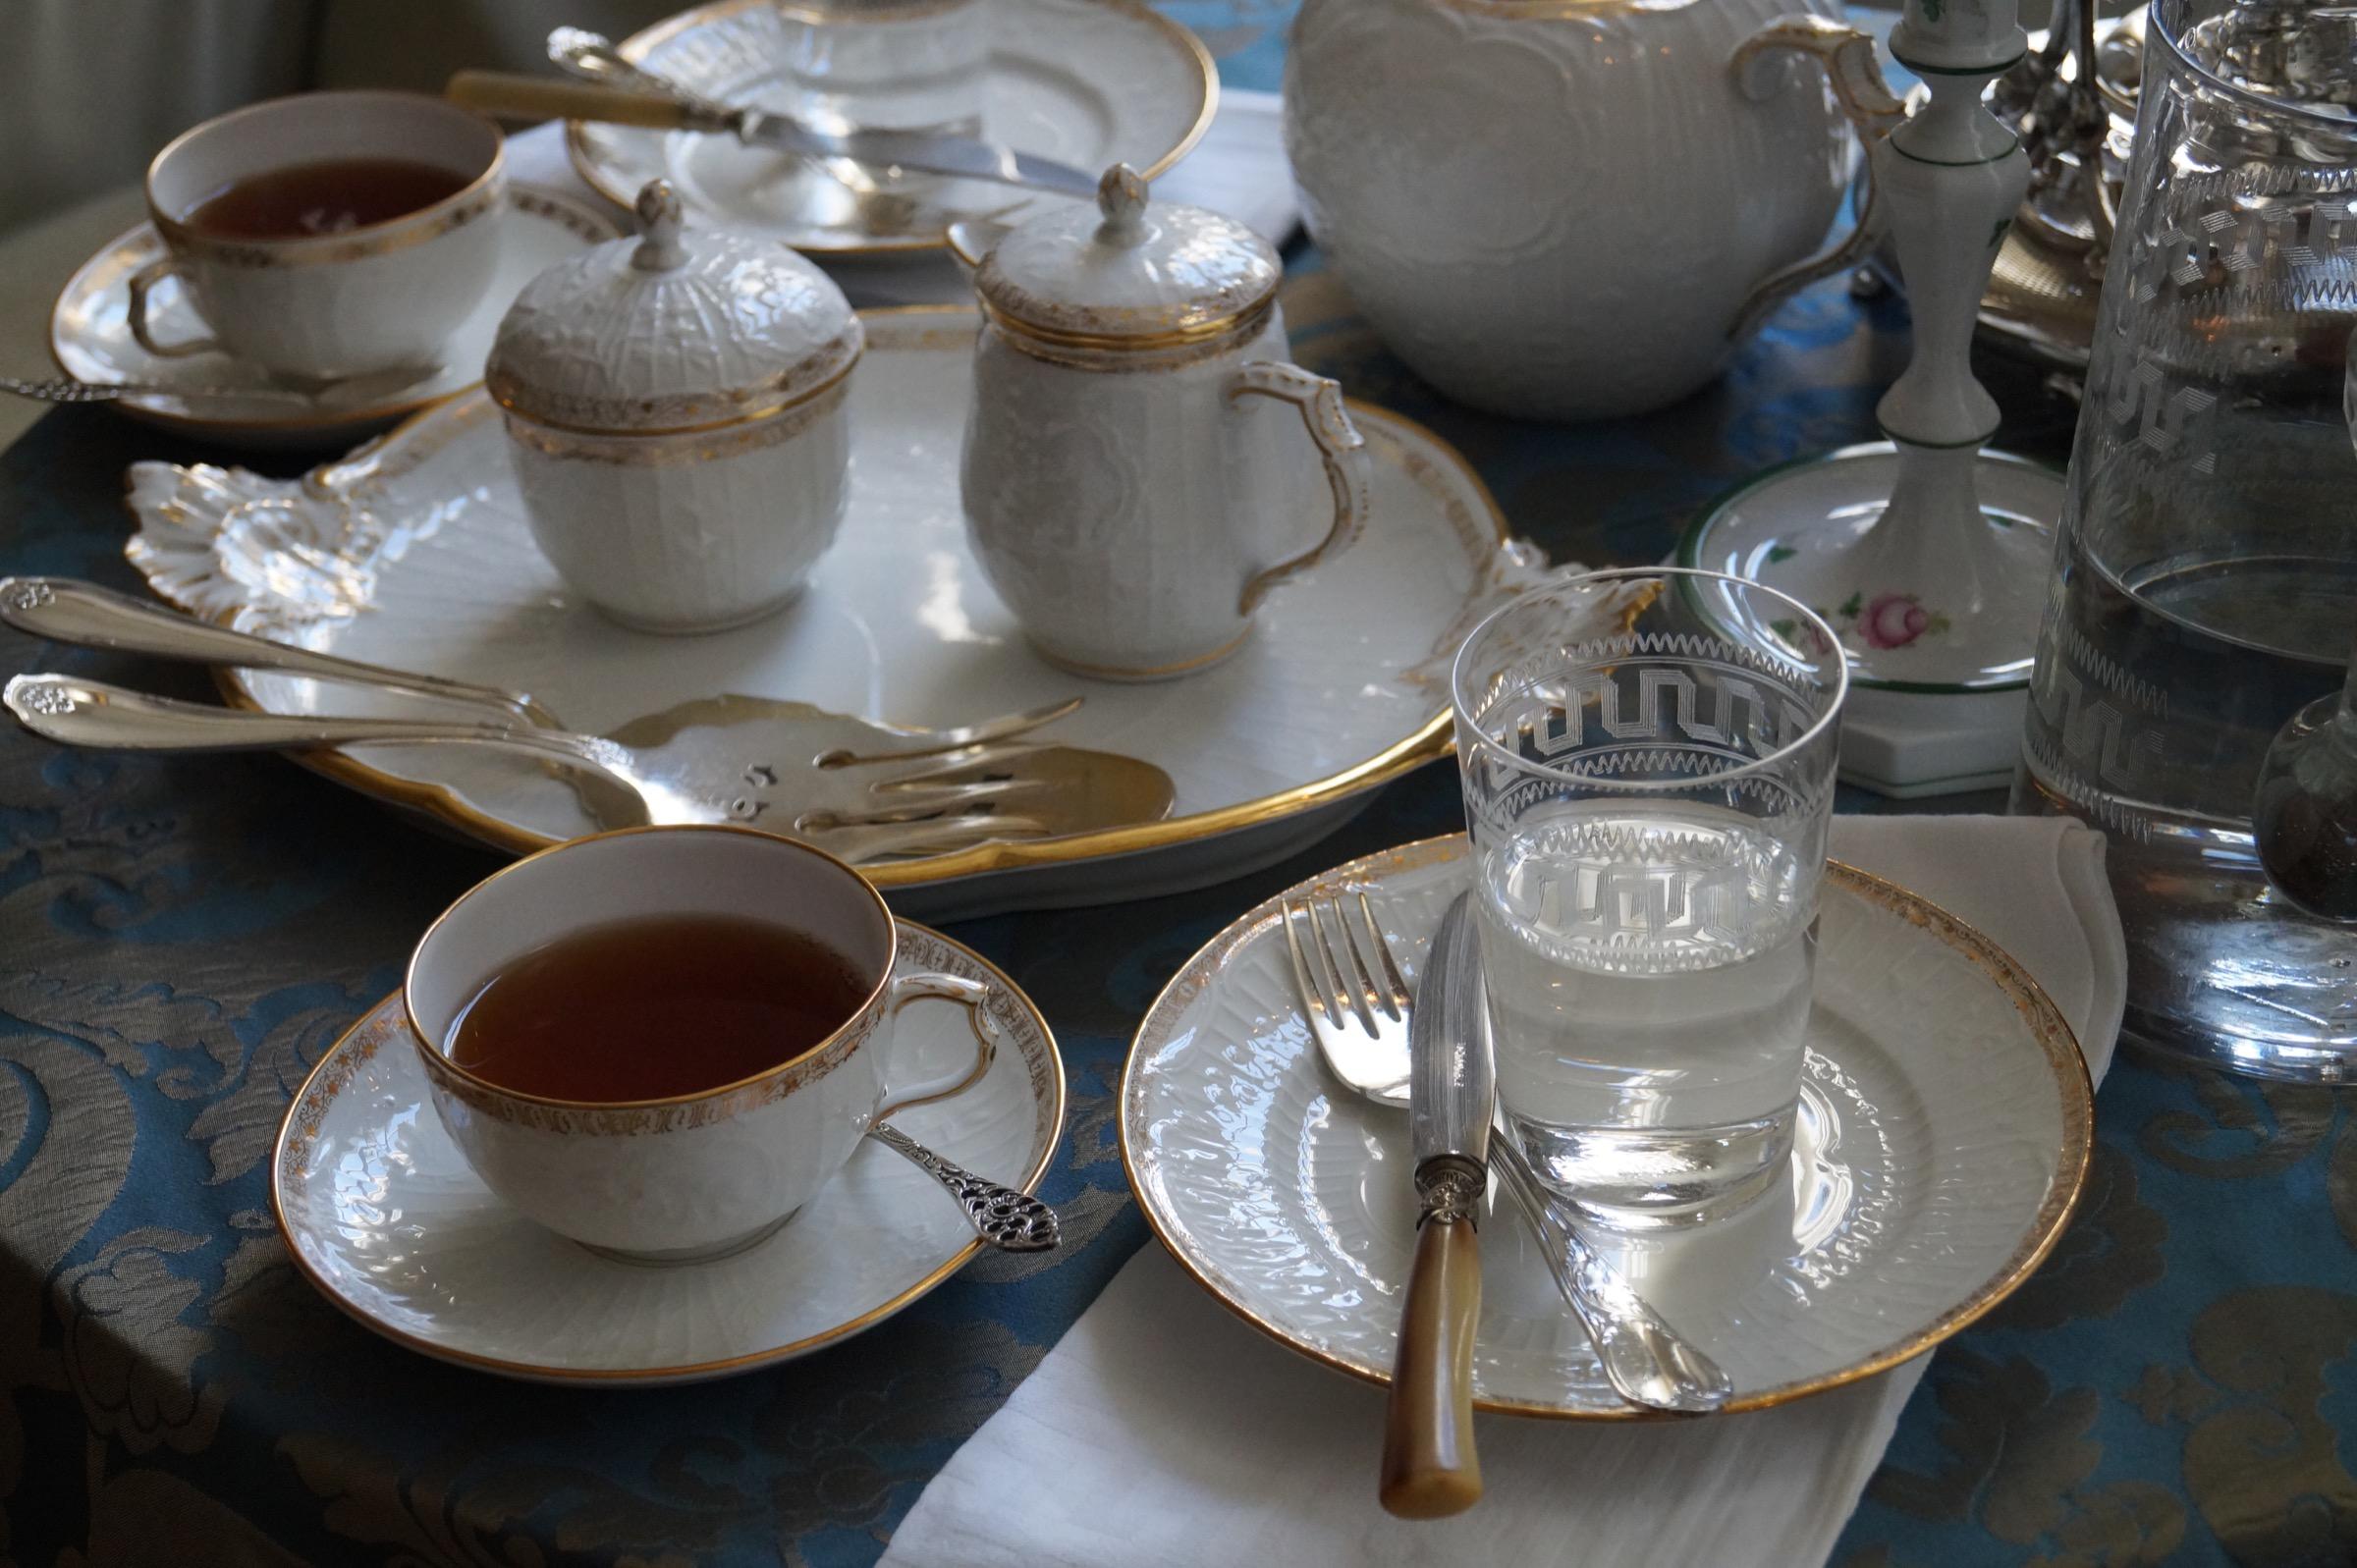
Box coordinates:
[1228,362,1374,617]
[1726,17,1909,344]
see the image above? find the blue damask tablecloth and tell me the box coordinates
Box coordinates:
[4,17,2355,1568]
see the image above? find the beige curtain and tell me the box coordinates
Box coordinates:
[0,0,315,232]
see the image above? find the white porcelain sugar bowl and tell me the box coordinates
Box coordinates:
[956,166,1372,680]
[486,181,862,634]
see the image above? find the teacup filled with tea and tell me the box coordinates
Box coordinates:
[135,90,507,380]
[404,825,1002,1264]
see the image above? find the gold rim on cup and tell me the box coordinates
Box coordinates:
[400,821,900,1112]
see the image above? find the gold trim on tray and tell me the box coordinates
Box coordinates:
[153,304,1512,892]
[1116,835,2097,1422]
[269,919,1067,1382]
[562,0,1219,257]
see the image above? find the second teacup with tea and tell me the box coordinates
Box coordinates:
[404,825,998,1264]
[136,90,506,380]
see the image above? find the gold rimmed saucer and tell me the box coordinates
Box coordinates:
[1120,835,2094,1419]
[51,186,624,448]
[271,921,1063,1385]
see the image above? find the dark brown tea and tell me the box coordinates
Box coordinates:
[182,158,470,240]
[446,915,872,1102]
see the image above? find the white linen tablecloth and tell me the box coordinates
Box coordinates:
[882,814,2126,1568]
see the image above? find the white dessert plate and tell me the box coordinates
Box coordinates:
[123,305,1544,920]
[51,186,625,449]
[1121,835,2094,1418]
[272,921,1062,1385]
[568,0,1216,255]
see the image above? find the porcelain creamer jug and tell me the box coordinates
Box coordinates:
[1285,0,1899,419]
[956,166,1372,680]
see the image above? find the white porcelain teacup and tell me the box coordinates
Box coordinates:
[404,825,1001,1264]
[134,90,507,381]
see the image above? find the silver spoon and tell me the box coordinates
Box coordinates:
[2,374,316,407]
[0,575,1076,758]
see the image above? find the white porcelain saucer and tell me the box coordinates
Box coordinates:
[569,0,1216,255]
[51,186,625,448]
[1121,835,2094,1419]
[272,922,1062,1385]
[124,305,1547,920]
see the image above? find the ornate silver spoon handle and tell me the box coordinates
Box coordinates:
[864,1122,1060,1252]
[0,577,553,725]
[0,373,316,406]
[1492,1144,1731,1413]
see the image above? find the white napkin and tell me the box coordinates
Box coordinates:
[497,89,1300,311]
[882,815,2125,1568]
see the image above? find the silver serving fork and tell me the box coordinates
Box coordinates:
[1283,891,1732,1414]
[4,673,1174,866]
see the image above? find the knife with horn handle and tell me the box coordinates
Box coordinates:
[1379,892,1490,1519]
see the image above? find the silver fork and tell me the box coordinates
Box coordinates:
[1284,891,1732,1414]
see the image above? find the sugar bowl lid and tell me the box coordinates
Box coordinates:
[486,181,861,435]
[969,164,1281,348]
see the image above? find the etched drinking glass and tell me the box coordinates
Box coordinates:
[1451,568,1847,1228]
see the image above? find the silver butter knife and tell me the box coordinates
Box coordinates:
[444,71,1099,199]
[1378,892,1489,1519]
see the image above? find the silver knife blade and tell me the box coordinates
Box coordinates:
[1410,892,1493,1180]
[735,110,1100,199]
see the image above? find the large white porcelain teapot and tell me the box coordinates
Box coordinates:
[1285,0,1902,420]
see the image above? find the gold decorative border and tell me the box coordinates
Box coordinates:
[146,94,508,270]
[563,0,1219,257]
[500,374,851,463]
[52,186,627,436]
[269,919,1066,1382]
[1117,834,2097,1422]
[166,305,1515,891]
[155,178,503,271]
[981,297,1279,369]
[400,825,900,1115]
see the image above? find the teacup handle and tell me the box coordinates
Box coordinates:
[126,256,222,360]
[1725,17,1909,344]
[875,971,1003,1117]
[869,970,1060,1253]
[1227,361,1374,617]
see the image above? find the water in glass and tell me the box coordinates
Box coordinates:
[1453,569,1845,1227]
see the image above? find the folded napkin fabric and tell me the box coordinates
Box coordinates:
[882,816,2125,1568]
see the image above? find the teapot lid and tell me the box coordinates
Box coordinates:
[971,165,1281,347]
[486,181,862,435]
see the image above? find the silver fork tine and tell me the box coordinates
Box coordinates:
[814,812,1051,864]
[1309,897,1382,1034]
[1328,893,1395,1025]
[1282,900,1336,1028]
[855,774,1044,811]
[1357,892,1414,1015]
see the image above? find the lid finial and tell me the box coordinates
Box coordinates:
[631,181,689,272]
[1093,164,1150,247]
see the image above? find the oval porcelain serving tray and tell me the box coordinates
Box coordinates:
[123,306,1549,919]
